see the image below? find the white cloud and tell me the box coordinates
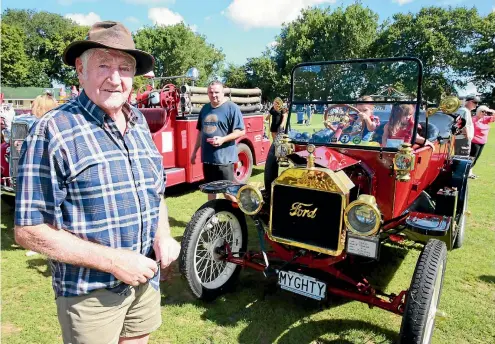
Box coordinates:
[267,41,279,48]
[65,12,101,26]
[148,7,184,26]
[190,24,198,32]
[225,0,336,29]
[392,0,414,5]
[205,16,212,21]
[126,16,140,23]
[124,0,175,4]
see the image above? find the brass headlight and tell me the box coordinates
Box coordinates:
[344,195,381,236]
[236,185,263,215]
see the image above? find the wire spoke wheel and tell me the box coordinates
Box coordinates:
[194,211,242,288]
[180,200,247,300]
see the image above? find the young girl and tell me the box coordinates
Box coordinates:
[382,104,432,148]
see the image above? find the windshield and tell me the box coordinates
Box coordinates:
[288,58,423,150]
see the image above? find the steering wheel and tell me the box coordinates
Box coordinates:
[324,104,362,141]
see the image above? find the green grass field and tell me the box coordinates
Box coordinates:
[2,126,495,343]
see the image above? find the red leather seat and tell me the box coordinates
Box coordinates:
[141,108,167,133]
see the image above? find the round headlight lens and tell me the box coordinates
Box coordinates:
[344,195,381,236]
[237,185,263,215]
[347,204,377,233]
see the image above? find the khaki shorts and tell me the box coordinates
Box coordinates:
[56,283,161,344]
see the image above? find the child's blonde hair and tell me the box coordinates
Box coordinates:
[388,104,414,136]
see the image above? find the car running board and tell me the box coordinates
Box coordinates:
[404,212,452,236]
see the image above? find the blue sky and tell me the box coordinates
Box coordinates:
[2,0,492,67]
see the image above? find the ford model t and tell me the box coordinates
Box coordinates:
[179,57,470,343]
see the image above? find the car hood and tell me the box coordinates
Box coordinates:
[295,146,360,171]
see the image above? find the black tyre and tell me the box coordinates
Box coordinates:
[399,239,447,344]
[234,143,253,184]
[179,199,248,300]
[453,183,468,249]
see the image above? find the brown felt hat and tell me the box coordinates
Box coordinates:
[63,21,154,76]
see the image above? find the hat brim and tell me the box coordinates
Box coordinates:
[63,40,155,76]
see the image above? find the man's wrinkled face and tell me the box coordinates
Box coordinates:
[76,49,135,113]
[207,84,225,107]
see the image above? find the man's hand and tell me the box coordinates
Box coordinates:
[207,136,225,147]
[110,250,158,286]
[153,236,181,269]
[190,151,197,165]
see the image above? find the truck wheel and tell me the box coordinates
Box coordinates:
[234,143,253,184]
[454,184,468,249]
[179,199,247,300]
[399,239,447,344]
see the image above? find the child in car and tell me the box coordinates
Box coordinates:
[382,103,433,148]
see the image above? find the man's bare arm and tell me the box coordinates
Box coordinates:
[15,224,157,285]
[153,197,181,268]
[155,197,171,238]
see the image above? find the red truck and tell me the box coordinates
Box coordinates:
[135,81,271,186]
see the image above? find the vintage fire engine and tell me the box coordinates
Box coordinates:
[179,58,471,344]
[1,69,271,198]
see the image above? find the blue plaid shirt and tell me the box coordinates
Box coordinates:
[15,91,165,297]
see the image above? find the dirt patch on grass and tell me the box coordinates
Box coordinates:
[2,322,22,336]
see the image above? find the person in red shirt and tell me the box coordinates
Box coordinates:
[469,105,495,179]
[382,104,433,148]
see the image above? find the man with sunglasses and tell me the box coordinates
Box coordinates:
[454,94,478,156]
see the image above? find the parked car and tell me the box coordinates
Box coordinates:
[179,57,470,344]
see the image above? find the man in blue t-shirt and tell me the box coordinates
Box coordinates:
[191,80,246,200]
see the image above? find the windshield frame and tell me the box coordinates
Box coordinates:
[287,57,424,151]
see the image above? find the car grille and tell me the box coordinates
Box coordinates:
[270,184,344,254]
[10,122,30,181]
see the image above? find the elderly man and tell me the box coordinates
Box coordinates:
[190,80,245,201]
[455,94,478,157]
[14,21,180,344]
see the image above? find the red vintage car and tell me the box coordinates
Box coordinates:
[179,57,470,344]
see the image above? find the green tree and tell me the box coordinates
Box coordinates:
[1,9,88,87]
[245,55,281,100]
[467,12,495,89]
[371,7,480,103]
[222,63,249,89]
[133,23,224,87]
[0,23,30,87]
[275,5,379,78]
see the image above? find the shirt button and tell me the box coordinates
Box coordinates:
[136,182,141,187]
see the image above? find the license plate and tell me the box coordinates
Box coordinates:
[346,234,379,259]
[278,270,326,300]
